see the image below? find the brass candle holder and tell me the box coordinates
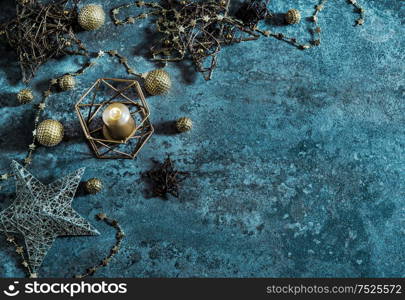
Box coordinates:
[75,78,154,159]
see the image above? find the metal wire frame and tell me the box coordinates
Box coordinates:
[75,78,154,159]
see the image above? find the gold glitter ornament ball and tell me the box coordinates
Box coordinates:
[85,178,103,194]
[59,75,76,91]
[78,5,105,31]
[17,88,34,104]
[144,70,172,95]
[176,117,193,133]
[36,120,64,147]
[285,9,301,24]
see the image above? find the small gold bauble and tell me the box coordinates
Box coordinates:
[17,88,34,104]
[176,117,193,132]
[285,9,301,24]
[59,75,76,91]
[85,178,103,194]
[78,4,105,31]
[144,69,172,95]
[36,120,64,147]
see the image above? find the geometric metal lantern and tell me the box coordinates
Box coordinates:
[75,78,154,159]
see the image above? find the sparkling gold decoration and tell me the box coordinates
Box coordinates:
[75,78,154,159]
[176,117,193,133]
[143,69,171,95]
[0,161,99,272]
[36,119,64,147]
[59,74,76,91]
[85,178,103,194]
[78,5,106,31]
[285,9,301,24]
[17,88,34,104]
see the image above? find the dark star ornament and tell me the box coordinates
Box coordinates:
[0,161,99,272]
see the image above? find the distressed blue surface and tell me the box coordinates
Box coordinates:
[0,0,404,278]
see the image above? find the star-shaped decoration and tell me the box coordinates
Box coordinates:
[43,90,52,98]
[142,157,190,199]
[0,161,99,272]
[108,50,118,56]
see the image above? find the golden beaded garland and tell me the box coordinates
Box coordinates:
[17,88,34,104]
[285,9,301,25]
[78,5,106,31]
[176,117,193,133]
[143,69,172,95]
[85,178,103,194]
[59,75,76,91]
[36,120,64,147]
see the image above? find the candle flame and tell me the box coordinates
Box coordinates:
[109,107,122,121]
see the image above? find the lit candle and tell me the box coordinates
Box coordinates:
[102,103,136,141]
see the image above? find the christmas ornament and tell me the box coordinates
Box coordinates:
[36,120,64,147]
[142,157,190,199]
[143,70,172,95]
[0,161,99,272]
[78,4,106,31]
[59,74,76,91]
[85,178,103,194]
[176,117,193,133]
[285,9,301,24]
[17,88,34,104]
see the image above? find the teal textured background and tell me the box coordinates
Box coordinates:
[0,0,404,277]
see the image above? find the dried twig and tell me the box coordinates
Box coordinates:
[0,0,86,82]
[111,0,366,80]
[112,0,261,80]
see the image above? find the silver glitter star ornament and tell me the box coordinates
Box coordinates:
[0,161,99,272]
